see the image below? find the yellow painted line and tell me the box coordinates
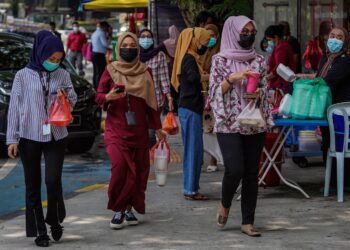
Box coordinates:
[75,184,106,193]
[21,200,47,211]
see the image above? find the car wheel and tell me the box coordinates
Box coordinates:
[67,137,95,154]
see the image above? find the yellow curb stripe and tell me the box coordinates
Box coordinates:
[21,200,47,211]
[75,184,106,193]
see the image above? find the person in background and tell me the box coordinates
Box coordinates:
[279,21,302,73]
[67,21,87,76]
[7,31,77,247]
[139,28,173,148]
[172,27,211,200]
[201,23,223,173]
[162,25,180,114]
[95,32,166,230]
[317,20,334,54]
[265,25,296,94]
[91,21,111,89]
[195,11,215,28]
[49,21,61,40]
[209,16,273,237]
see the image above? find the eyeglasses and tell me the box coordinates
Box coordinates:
[240,28,257,36]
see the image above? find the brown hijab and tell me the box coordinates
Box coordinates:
[107,32,158,110]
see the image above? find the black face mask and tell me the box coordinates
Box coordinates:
[197,45,208,55]
[120,48,138,62]
[238,34,256,49]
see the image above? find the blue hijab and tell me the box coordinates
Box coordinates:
[27,30,65,72]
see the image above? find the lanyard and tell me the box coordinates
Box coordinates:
[39,72,51,116]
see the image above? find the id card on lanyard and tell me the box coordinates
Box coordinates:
[39,72,51,135]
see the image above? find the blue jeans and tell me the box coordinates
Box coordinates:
[179,108,203,195]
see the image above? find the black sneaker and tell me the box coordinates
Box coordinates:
[125,209,139,226]
[35,234,50,247]
[110,212,125,229]
[50,224,63,242]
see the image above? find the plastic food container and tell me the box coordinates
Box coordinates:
[278,94,292,117]
[277,63,296,82]
[155,171,168,186]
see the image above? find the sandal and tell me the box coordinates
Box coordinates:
[184,193,209,201]
[241,224,261,237]
[217,205,230,229]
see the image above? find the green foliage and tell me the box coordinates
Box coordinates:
[175,0,253,27]
[209,0,254,20]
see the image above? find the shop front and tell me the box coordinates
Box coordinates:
[254,0,350,54]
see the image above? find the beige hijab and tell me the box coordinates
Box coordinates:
[107,32,158,110]
[171,27,210,92]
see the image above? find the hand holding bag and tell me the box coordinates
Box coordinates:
[48,95,73,127]
[162,112,179,135]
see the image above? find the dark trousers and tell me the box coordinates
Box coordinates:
[92,52,107,89]
[19,138,66,237]
[217,132,265,225]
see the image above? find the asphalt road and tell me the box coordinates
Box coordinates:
[0,135,111,219]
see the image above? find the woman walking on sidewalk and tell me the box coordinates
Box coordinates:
[171,27,211,200]
[95,32,166,230]
[209,16,273,236]
[7,31,77,247]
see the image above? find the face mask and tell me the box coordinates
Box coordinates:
[197,45,208,55]
[266,40,275,54]
[120,48,138,62]
[208,37,217,48]
[238,34,256,49]
[42,60,60,72]
[73,27,79,33]
[327,38,344,53]
[139,37,153,49]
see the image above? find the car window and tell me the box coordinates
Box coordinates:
[0,35,78,75]
[0,37,32,70]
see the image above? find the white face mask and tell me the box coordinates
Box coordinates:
[73,27,79,33]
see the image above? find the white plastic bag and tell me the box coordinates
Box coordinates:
[278,94,292,117]
[237,101,266,128]
[154,142,170,186]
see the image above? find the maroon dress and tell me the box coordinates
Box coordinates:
[96,69,161,214]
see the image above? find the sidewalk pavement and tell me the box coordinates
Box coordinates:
[1,132,350,250]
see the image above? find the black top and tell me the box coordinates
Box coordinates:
[317,54,350,104]
[179,54,203,114]
[288,36,302,73]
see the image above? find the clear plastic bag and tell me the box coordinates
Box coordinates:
[237,100,266,128]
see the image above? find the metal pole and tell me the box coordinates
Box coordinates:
[155,0,159,44]
[297,0,301,42]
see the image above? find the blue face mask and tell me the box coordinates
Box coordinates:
[139,37,154,49]
[42,60,60,72]
[327,38,344,53]
[266,40,274,54]
[208,37,217,48]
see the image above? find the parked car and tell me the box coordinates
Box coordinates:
[0,32,101,156]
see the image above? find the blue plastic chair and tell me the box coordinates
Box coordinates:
[324,102,350,202]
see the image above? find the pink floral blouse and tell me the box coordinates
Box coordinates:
[208,54,274,135]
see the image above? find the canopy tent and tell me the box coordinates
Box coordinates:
[83,0,149,10]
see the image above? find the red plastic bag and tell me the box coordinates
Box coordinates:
[151,141,171,163]
[162,112,179,135]
[48,96,73,127]
[303,38,323,71]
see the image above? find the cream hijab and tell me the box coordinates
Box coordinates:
[107,32,158,110]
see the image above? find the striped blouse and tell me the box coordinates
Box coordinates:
[6,67,77,144]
